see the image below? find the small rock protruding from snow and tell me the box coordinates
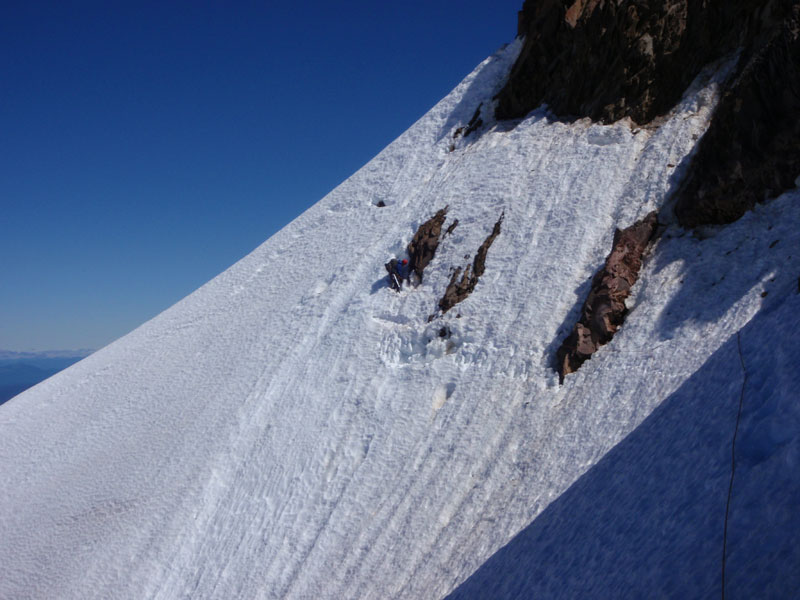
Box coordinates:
[438,212,503,314]
[557,211,658,381]
[407,207,449,282]
[445,219,459,236]
[450,103,485,152]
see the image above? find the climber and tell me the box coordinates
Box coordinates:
[385,258,410,291]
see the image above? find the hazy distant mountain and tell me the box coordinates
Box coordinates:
[0,349,94,361]
[0,350,92,404]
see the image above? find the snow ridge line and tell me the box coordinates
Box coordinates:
[721,331,747,599]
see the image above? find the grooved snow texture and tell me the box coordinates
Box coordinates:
[557,212,658,380]
[4,38,799,600]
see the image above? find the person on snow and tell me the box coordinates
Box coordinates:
[385,258,410,291]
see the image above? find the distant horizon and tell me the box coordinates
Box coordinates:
[0,349,92,404]
[0,348,95,358]
[1,0,523,352]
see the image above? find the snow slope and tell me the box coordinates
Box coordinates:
[1,40,798,599]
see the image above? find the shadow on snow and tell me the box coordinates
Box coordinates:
[448,289,800,599]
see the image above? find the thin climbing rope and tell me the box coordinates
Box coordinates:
[722,331,747,600]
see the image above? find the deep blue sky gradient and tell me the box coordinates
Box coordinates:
[1,1,522,351]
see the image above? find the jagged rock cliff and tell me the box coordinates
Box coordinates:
[675,4,800,226]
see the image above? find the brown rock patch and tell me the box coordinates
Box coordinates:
[438,213,504,313]
[557,212,659,381]
[407,207,448,281]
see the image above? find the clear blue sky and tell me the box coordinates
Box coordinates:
[1,0,522,352]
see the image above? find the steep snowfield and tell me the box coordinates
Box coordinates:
[2,41,798,599]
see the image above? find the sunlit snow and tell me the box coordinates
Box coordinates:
[1,40,798,599]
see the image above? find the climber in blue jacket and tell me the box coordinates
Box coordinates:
[385,258,410,291]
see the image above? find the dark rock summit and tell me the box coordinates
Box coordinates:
[557,212,658,381]
[497,0,793,125]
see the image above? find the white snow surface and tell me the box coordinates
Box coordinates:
[2,41,799,599]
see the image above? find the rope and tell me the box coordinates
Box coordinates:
[722,331,747,599]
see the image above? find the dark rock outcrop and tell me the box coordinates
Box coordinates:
[407,207,448,281]
[557,212,658,381]
[438,214,503,313]
[675,5,800,226]
[497,0,786,125]
[496,0,800,229]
